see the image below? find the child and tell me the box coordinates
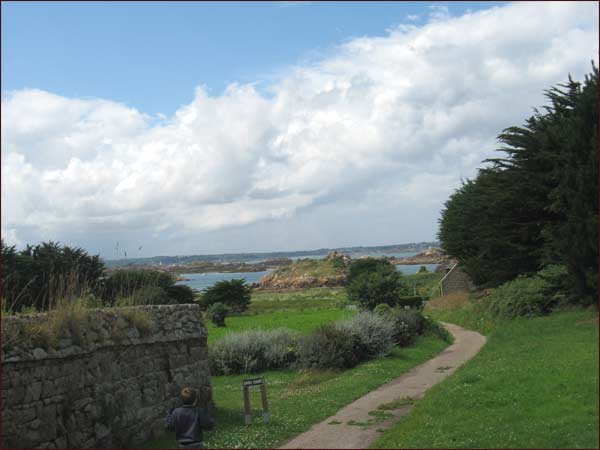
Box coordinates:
[166,387,215,449]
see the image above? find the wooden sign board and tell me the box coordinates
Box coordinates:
[242,377,269,425]
[243,377,265,387]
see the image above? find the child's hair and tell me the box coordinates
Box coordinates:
[180,387,197,405]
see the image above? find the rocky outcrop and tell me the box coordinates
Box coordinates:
[257,273,347,290]
[257,252,350,289]
[390,248,448,265]
[1,304,211,449]
[324,251,351,266]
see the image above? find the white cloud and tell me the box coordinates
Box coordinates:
[2,1,598,255]
[428,4,451,22]
[278,1,313,8]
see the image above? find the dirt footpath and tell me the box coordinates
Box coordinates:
[280,323,487,449]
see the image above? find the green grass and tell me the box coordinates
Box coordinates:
[272,258,345,278]
[206,308,354,344]
[427,301,500,336]
[371,309,599,448]
[403,272,444,299]
[248,287,347,313]
[425,291,500,335]
[146,334,449,449]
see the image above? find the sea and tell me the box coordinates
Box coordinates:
[175,251,438,291]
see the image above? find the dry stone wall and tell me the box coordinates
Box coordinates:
[440,264,475,294]
[1,304,212,448]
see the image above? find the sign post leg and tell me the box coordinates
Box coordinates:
[243,386,252,425]
[260,383,269,423]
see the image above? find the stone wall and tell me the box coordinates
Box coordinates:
[440,264,474,294]
[1,304,212,448]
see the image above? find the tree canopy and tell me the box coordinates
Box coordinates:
[439,64,598,303]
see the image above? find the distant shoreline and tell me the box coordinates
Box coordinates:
[104,241,440,268]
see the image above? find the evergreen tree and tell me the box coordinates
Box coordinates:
[439,64,598,301]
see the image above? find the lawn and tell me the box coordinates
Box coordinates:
[206,307,354,344]
[403,272,444,299]
[146,334,450,449]
[371,309,599,448]
[249,287,347,313]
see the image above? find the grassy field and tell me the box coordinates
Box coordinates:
[248,287,346,313]
[206,308,354,344]
[146,334,450,449]
[372,308,599,448]
[403,272,444,299]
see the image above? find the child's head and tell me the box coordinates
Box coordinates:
[180,387,197,405]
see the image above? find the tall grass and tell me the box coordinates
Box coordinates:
[1,298,155,353]
[1,266,103,314]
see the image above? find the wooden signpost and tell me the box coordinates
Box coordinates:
[242,376,269,425]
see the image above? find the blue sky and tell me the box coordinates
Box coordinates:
[2,1,504,116]
[2,1,597,258]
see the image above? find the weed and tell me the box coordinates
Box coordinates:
[347,420,372,428]
[368,410,394,422]
[289,370,338,389]
[118,307,154,336]
[377,397,414,410]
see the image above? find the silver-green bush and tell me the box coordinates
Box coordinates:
[336,311,395,358]
[209,328,298,375]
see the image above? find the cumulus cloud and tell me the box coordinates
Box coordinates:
[2,1,598,254]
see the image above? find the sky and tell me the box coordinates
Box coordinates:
[2,1,598,259]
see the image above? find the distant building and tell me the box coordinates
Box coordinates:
[439,263,474,295]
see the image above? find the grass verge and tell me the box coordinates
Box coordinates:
[371,309,599,448]
[425,291,499,335]
[146,334,449,448]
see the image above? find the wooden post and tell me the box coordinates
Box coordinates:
[260,383,269,423]
[242,376,269,425]
[243,386,252,425]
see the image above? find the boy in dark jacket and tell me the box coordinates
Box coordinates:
[166,387,215,449]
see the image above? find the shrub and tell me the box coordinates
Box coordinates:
[1,240,105,312]
[115,286,173,306]
[423,316,452,343]
[373,303,392,316]
[418,265,429,273]
[201,279,251,314]
[348,258,394,281]
[166,284,197,304]
[389,308,426,346]
[209,328,297,375]
[297,324,362,370]
[336,312,395,359]
[484,265,569,319]
[395,296,424,309]
[346,259,408,310]
[208,302,229,327]
[297,312,395,370]
[102,269,174,304]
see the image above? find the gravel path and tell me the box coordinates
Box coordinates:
[280,323,486,449]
